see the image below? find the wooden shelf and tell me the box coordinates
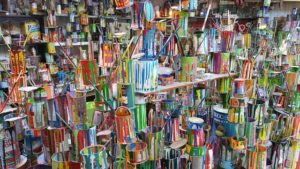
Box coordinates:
[55,14,98,18]
[54,41,89,47]
[136,73,236,95]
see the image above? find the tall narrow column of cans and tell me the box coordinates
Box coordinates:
[186,117,205,169]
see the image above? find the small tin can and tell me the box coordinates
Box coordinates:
[90,23,97,33]
[72,32,78,43]
[79,32,86,42]
[70,13,76,22]
[56,5,61,15]
[74,22,81,32]
[66,23,72,32]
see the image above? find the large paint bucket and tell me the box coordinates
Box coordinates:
[134,59,158,92]
[126,141,148,164]
[71,126,97,162]
[178,57,197,82]
[161,148,181,169]
[66,91,87,128]
[115,106,136,144]
[138,126,164,161]
[0,126,21,169]
[24,129,43,164]
[80,145,109,169]
[41,127,68,163]
[51,152,81,169]
[212,104,229,137]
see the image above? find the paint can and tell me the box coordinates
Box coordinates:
[71,126,97,162]
[161,148,181,169]
[80,60,98,85]
[212,104,229,137]
[118,58,134,84]
[217,78,230,94]
[178,56,198,82]
[186,117,205,147]
[134,59,158,92]
[134,103,147,132]
[191,155,205,169]
[245,79,254,98]
[0,126,21,169]
[233,78,245,97]
[126,141,148,164]
[28,101,48,129]
[247,99,266,127]
[24,129,43,164]
[258,119,273,142]
[143,27,157,58]
[285,139,300,169]
[227,105,244,125]
[212,52,230,74]
[66,91,87,128]
[164,114,180,145]
[41,127,68,163]
[9,49,26,75]
[286,72,297,91]
[80,145,109,169]
[246,148,257,168]
[95,91,111,113]
[100,43,114,68]
[244,118,256,147]
[117,83,135,108]
[51,152,81,169]
[115,106,136,144]
[54,94,69,127]
[161,99,176,112]
[114,0,133,10]
[293,115,300,139]
[145,126,164,161]
[131,2,144,30]
[256,145,267,169]
[47,99,62,128]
